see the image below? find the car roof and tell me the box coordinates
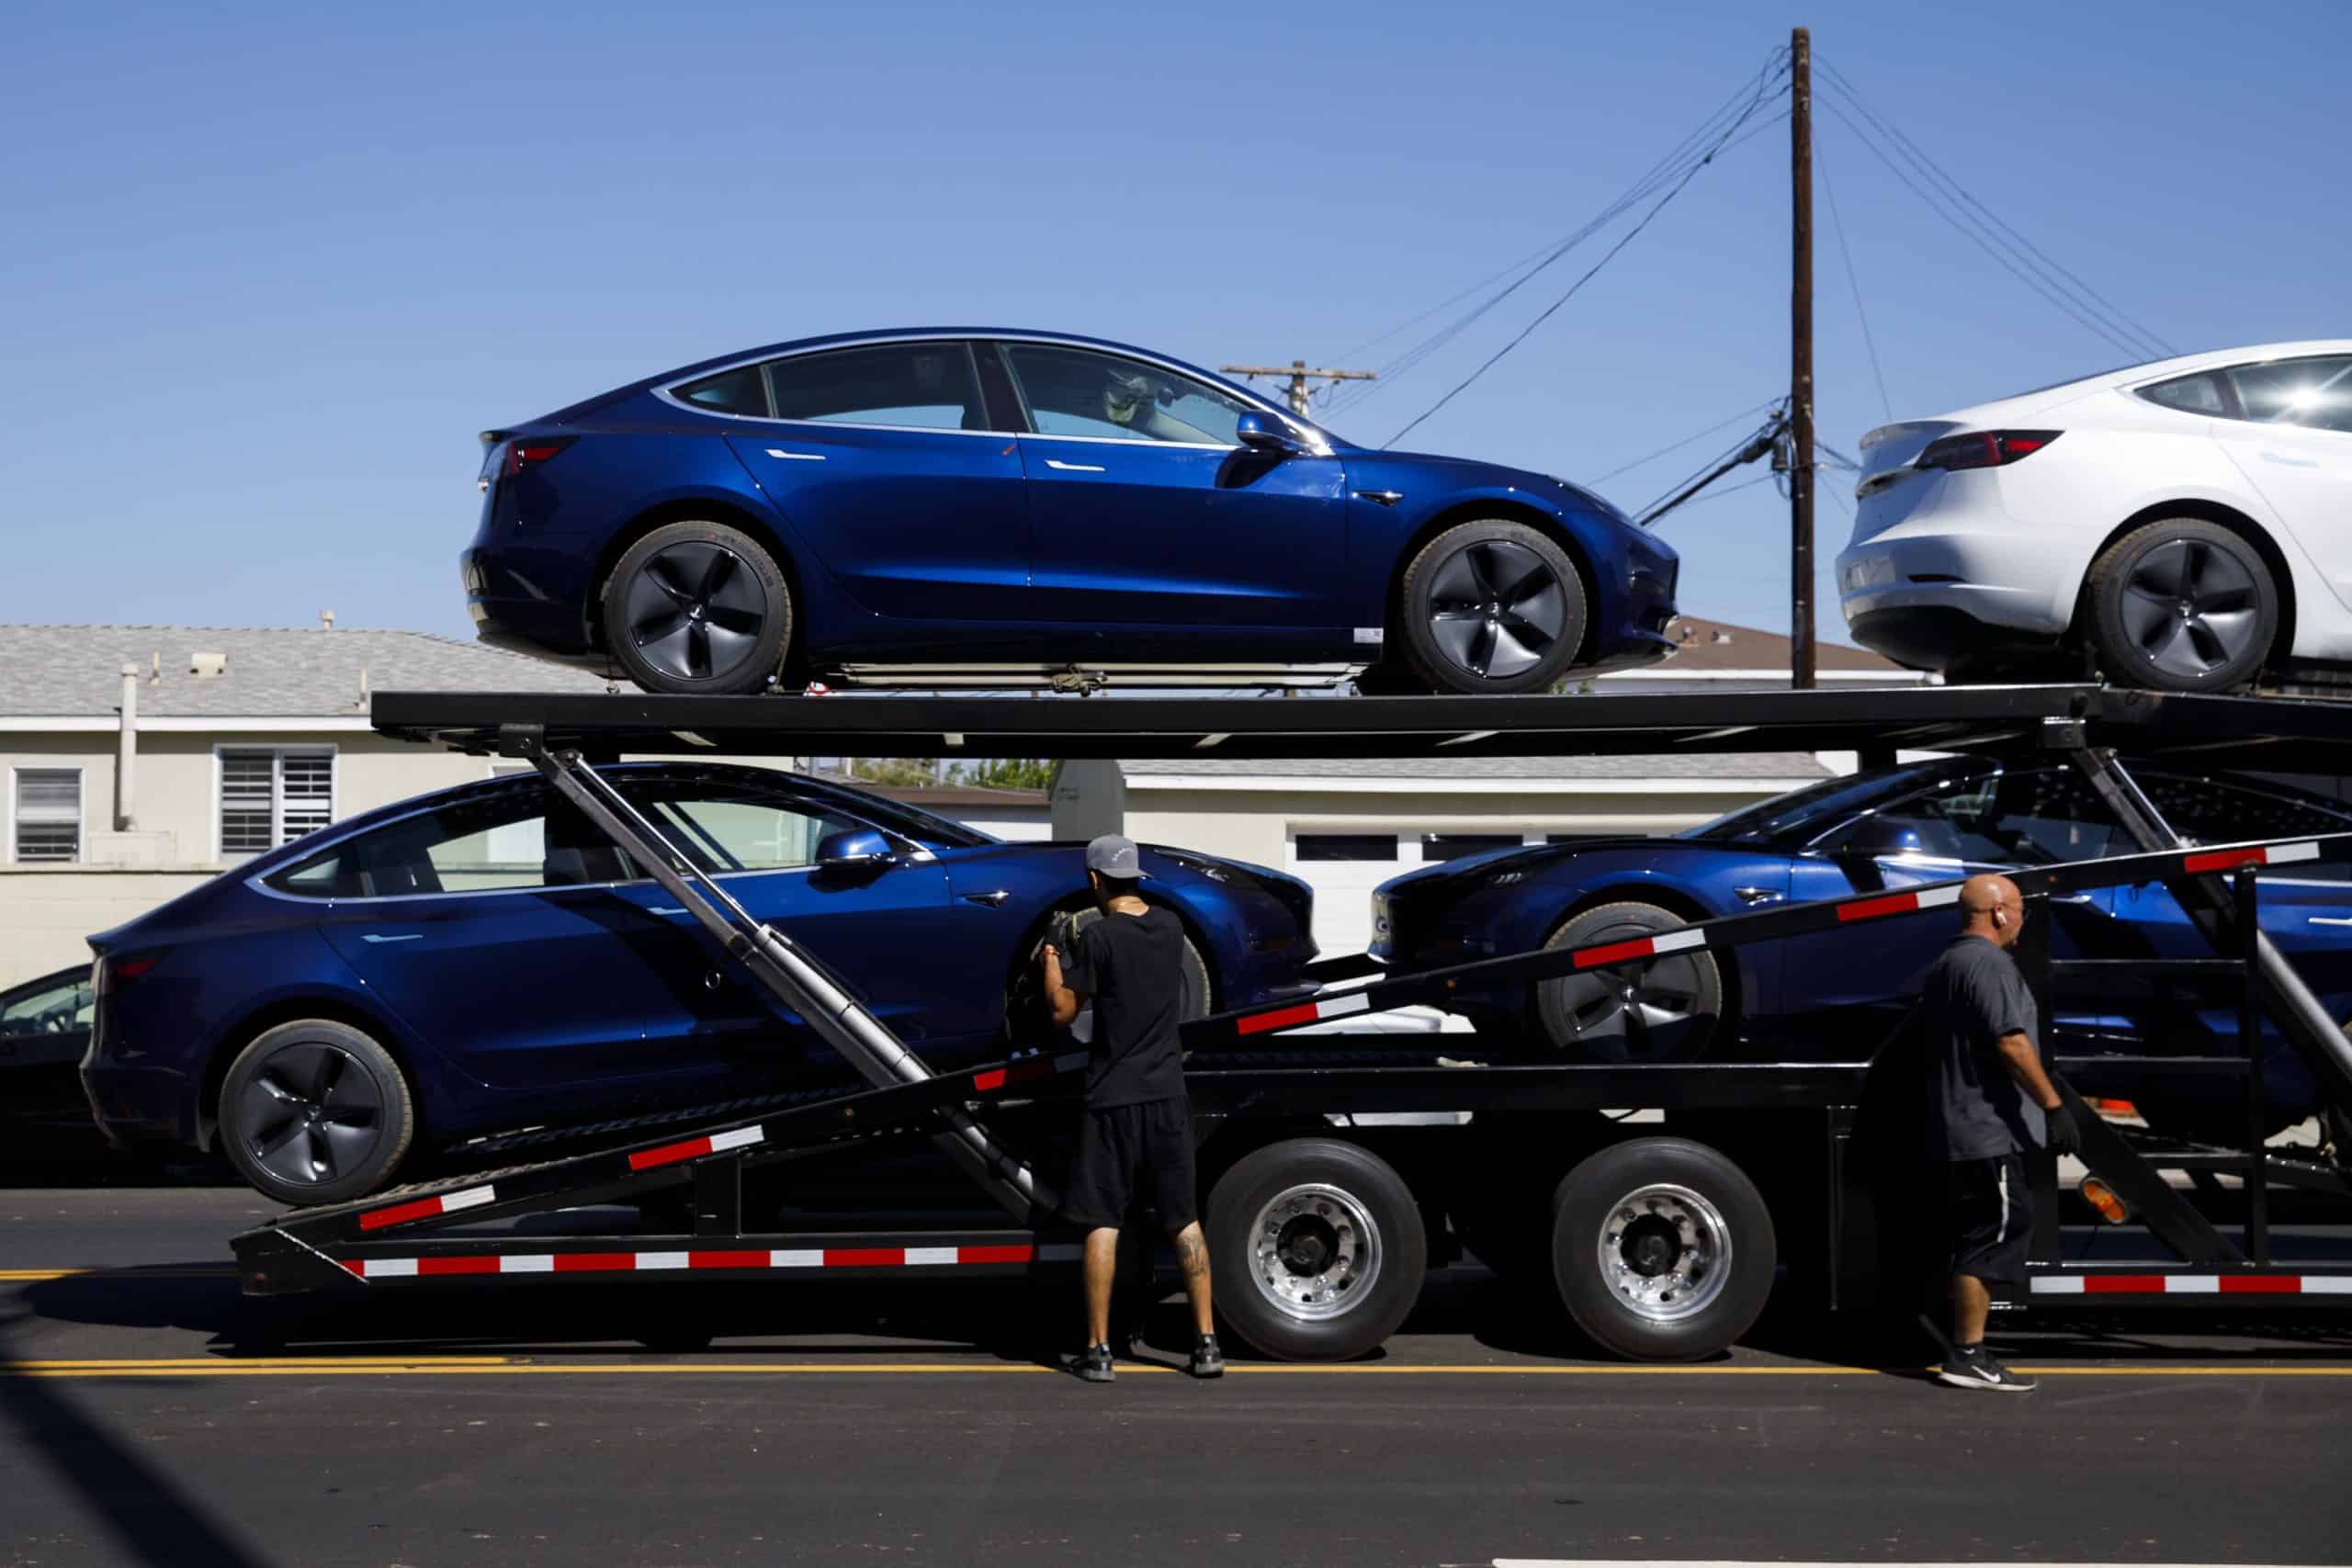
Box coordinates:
[537,327,1296,429]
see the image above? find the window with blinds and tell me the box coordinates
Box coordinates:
[219,749,335,858]
[12,769,82,863]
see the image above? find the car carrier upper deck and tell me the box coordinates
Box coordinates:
[232,682,2352,1362]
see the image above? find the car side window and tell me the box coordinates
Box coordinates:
[266,788,635,897]
[623,784,866,874]
[674,365,769,414]
[2137,370,2232,417]
[1,974,92,1033]
[2224,355,2352,434]
[1862,769,2115,865]
[762,343,989,432]
[1001,344,1250,446]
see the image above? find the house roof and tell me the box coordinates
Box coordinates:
[0,625,611,719]
[1630,616,1908,675]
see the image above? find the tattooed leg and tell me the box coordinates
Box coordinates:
[1171,1221,1214,1337]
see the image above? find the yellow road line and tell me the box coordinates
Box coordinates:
[0,1267,237,1281]
[7,1358,2352,1381]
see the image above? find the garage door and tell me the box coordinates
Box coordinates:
[1285,830,1537,956]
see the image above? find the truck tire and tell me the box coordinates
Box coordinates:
[1205,1137,1427,1361]
[1549,1136,1775,1361]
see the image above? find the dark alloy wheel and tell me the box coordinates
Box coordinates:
[1397,520,1588,694]
[1532,902,1724,1063]
[2084,519,2277,693]
[219,1020,414,1205]
[603,520,793,695]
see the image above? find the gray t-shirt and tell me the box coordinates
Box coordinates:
[1920,934,2048,1160]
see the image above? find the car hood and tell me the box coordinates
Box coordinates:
[1376,836,1663,900]
[1363,448,1639,529]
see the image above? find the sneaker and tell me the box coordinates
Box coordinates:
[1936,1345,2036,1393]
[1188,1334,1225,1380]
[1073,1343,1115,1384]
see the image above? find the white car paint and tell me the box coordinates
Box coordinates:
[1836,339,2352,669]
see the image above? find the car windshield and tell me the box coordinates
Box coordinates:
[809,784,995,849]
[1679,763,1948,847]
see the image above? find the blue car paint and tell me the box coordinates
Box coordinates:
[1372,760,2352,1116]
[81,765,1317,1157]
[463,328,1678,679]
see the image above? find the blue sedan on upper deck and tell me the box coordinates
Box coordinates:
[465,330,1679,695]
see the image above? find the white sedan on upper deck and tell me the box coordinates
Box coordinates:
[1836,341,2352,692]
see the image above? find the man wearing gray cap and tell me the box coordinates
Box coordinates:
[1041,833,1224,1383]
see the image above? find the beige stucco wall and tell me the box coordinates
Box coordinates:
[0,869,217,984]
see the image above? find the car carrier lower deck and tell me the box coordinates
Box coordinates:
[231,684,2352,1362]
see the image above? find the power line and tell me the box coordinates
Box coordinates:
[1384,70,1788,447]
[1319,49,1792,421]
[1816,95,2152,363]
[1817,57,2176,360]
[1817,135,1893,422]
[1588,398,1782,486]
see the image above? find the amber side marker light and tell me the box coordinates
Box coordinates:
[2079,1176,2131,1225]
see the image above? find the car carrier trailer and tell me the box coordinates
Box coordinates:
[232,684,2352,1362]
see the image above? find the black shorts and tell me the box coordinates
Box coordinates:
[1065,1098,1197,1234]
[1950,1152,2032,1284]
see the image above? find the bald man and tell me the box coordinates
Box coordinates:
[1920,873,2080,1393]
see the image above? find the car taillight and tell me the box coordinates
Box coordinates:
[503,437,575,479]
[1915,430,2061,470]
[95,954,157,997]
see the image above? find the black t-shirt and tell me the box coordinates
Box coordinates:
[1060,905,1187,1109]
[1920,934,2048,1161]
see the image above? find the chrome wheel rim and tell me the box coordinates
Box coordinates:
[240,1042,383,1188]
[1550,923,1709,1064]
[1596,1182,1731,1324]
[626,542,770,682]
[1426,540,1567,681]
[1249,1182,1383,1322]
[2119,538,2258,680]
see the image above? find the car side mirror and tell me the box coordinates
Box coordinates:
[1838,816,1928,860]
[816,829,897,872]
[1235,412,1306,457]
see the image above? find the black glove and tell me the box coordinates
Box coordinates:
[2044,1103,2081,1156]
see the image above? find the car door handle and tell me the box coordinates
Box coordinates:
[763,448,826,462]
[1733,886,1782,906]
[650,906,688,916]
[2308,916,2352,927]
[360,932,424,944]
[962,890,1011,908]
[2052,894,2098,906]
[1044,458,1104,473]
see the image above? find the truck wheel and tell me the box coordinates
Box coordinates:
[219,1020,415,1206]
[1532,902,1722,1062]
[1205,1138,1427,1361]
[1549,1137,1774,1361]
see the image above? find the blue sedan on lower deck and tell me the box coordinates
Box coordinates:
[81,764,1317,1204]
[465,329,1678,696]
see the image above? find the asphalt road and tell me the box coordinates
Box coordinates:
[6,1182,2352,1568]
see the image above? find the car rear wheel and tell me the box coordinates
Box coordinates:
[603,520,793,695]
[1396,520,1588,694]
[1532,902,1723,1063]
[219,1020,414,1205]
[2083,519,2277,693]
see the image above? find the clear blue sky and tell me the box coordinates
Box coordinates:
[5,0,2344,651]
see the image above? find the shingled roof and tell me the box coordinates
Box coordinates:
[0,625,612,718]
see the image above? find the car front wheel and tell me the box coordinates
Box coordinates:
[219,1020,415,1205]
[1396,520,1588,694]
[1532,902,1723,1062]
[602,520,793,695]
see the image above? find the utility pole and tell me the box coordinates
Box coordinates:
[1789,26,1817,690]
[1220,359,1376,418]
